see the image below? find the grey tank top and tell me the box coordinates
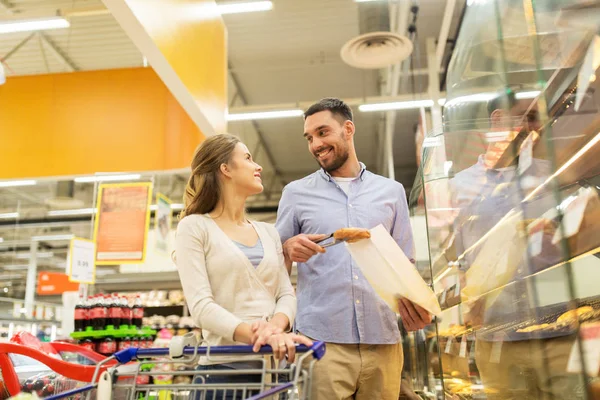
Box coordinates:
[233,238,264,268]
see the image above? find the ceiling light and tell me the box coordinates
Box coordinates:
[0,180,36,188]
[74,174,141,183]
[31,234,74,242]
[515,90,541,100]
[15,252,54,259]
[0,212,19,219]
[359,100,434,112]
[217,1,273,15]
[47,208,97,217]
[0,17,70,35]
[227,109,303,121]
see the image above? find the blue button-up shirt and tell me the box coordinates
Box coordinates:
[275,163,415,345]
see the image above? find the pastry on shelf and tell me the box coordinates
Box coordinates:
[557,306,594,324]
[516,323,551,333]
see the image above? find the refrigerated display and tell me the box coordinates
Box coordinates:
[407,1,600,399]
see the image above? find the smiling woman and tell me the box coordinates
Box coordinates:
[173,134,312,400]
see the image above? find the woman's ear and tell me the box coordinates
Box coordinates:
[220,163,232,178]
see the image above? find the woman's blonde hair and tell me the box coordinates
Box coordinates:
[180,134,240,219]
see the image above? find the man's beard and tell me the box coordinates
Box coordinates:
[317,147,350,173]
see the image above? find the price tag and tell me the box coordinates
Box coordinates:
[490,333,504,363]
[445,336,453,354]
[567,323,600,376]
[441,290,447,305]
[553,188,593,243]
[459,335,468,358]
[527,220,544,257]
[13,302,22,318]
[69,238,96,284]
[518,133,534,175]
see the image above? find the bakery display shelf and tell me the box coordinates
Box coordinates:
[435,294,600,342]
[434,243,600,315]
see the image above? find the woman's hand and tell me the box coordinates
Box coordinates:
[251,320,283,352]
[265,333,313,363]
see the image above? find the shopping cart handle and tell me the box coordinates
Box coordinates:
[115,341,326,364]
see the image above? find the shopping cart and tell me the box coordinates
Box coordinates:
[39,339,326,400]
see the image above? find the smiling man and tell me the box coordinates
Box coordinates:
[275,98,431,400]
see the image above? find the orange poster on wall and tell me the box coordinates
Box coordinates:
[37,271,80,295]
[93,182,153,265]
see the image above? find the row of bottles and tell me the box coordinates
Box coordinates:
[78,335,154,356]
[74,293,144,331]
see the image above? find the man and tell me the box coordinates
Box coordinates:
[275,98,431,400]
[447,87,583,400]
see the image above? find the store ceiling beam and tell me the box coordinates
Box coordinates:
[228,92,443,115]
[1,33,35,63]
[228,64,286,189]
[0,0,14,14]
[38,33,78,72]
[0,205,279,227]
[436,0,456,69]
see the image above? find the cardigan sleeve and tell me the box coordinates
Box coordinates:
[266,223,297,330]
[175,216,244,342]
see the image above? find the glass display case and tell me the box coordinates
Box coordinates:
[407,1,600,399]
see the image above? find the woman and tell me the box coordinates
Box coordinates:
[174,134,311,399]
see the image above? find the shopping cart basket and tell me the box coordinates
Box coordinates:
[40,340,326,400]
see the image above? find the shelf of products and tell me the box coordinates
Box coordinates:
[407,1,600,399]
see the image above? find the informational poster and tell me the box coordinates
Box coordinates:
[37,272,80,296]
[68,237,96,284]
[154,193,172,254]
[93,182,153,265]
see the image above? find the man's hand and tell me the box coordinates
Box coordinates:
[283,234,328,263]
[397,297,432,332]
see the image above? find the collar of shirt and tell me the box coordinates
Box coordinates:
[317,162,368,182]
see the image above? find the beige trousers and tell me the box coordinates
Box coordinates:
[305,342,403,400]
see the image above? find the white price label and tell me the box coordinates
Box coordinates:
[445,336,453,354]
[441,290,447,305]
[518,133,534,175]
[529,229,544,257]
[69,238,96,284]
[490,333,504,363]
[553,188,593,244]
[459,335,468,358]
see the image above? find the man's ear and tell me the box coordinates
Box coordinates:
[220,163,232,178]
[490,109,506,128]
[344,120,355,138]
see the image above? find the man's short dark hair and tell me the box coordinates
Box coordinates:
[487,87,517,116]
[304,97,353,123]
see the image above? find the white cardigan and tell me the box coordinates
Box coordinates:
[174,214,296,348]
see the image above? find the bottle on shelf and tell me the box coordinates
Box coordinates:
[90,295,107,330]
[74,294,89,331]
[121,295,131,327]
[108,293,121,328]
[132,295,144,328]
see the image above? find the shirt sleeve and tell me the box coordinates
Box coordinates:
[268,225,296,330]
[275,184,301,243]
[174,217,244,342]
[391,183,416,264]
